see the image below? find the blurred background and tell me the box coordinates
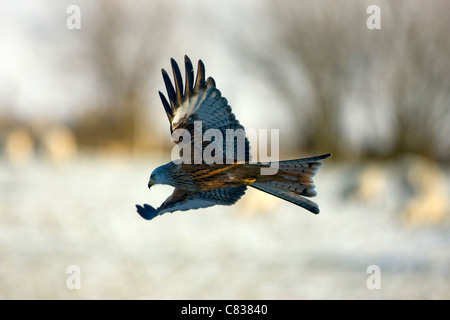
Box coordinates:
[0,0,449,299]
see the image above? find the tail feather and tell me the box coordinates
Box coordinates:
[251,153,331,214]
[251,182,321,214]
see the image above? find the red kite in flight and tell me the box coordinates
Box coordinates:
[136,56,330,220]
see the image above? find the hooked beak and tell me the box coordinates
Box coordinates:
[148,179,155,189]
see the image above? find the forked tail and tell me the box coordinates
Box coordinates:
[251,153,331,214]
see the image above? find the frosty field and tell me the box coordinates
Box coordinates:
[1,156,449,299]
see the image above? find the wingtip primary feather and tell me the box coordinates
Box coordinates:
[170,58,183,104]
[136,204,159,220]
[194,59,206,91]
[161,68,176,107]
[184,55,194,98]
[159,91,173,121]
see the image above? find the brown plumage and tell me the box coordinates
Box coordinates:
[136,56,331,220]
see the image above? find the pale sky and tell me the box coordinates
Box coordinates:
[0,0,293,136]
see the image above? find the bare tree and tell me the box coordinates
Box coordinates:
[71,0,177,152]
[234,1,369,158]
[382,2,450,161]
[236,0,450,162]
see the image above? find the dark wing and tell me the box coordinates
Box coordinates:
[135,185,247,220]
[159,55,251,163]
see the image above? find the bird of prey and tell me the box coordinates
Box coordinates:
[136,56,331,220]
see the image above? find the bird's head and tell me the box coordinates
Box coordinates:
[148,164,172,189]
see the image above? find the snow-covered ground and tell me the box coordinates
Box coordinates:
[0,156,449,299]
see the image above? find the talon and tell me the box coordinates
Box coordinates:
[242,177,256,185]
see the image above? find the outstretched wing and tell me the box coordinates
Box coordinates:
[159,55,251,163]
[136,185,247,220]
